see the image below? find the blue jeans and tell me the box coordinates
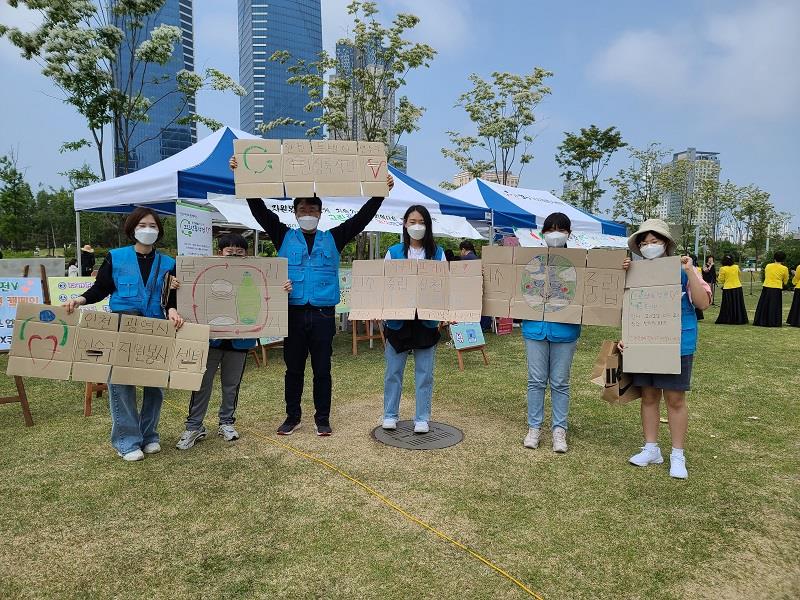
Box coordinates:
[108,383,164,454]
[524,338,577,430]
[383,343,436,423]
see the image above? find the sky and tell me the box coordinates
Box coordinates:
[1,0,798,228]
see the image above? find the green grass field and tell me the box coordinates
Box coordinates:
[1,292,798,599]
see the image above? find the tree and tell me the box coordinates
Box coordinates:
[733,185,775,290]
[440,68,553,187]
[656,158,698,253]
[0,152,34,250]
[1,0,244,179]
[609,143,670,226]
[556,125,626,213]
[698,179,742,257]
[268,0,435,168]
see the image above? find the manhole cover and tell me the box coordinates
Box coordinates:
[371,420,464,450]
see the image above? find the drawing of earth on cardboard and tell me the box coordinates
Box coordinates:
[544,254,579,312]
[520,254,547,309]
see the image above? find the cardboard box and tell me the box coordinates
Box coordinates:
[360,155,389,197]
[448,260,483,322]
[233,139,284,199]
[176,257,289,339]
[168,322,209,391]
[383,275,418,320]
[481,246,514,265]
[312,140,358,154]
[622,284,682,374]
[348,260,385,321]
[71,326,118,383]
[513,247,548,265]
[587,248,628,269]
[582,268,625,327]
[80,311,120,331]
[624,256,681,288]
[417,261,449,321]
[384,259,417,277]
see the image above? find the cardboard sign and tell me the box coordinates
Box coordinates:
[347,259,483,322]
[481,247,627,326]
[176,201,213,257]
[495,317,513,335]
[176,256,288,339]
[7,304,78,380]
[6,305,211,390]
[233,139,388,198]
[621,256,682,374]
[0,277,44,351]
[336,268,352,314]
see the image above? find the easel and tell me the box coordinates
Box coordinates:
[351,320,385,355]
[248,339,284,367]
[440,324,489,371]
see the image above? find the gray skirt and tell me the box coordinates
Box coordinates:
[631,354,694,391]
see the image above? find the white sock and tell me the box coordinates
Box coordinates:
[644,442,659,451]
[671,447,684,457]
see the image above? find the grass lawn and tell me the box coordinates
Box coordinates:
[1,290,798,599]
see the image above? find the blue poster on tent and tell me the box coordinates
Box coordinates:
[0,278,45,351]
[449,322,485,350]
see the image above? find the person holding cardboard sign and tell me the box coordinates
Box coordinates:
[65,208,185,462]
[381,205,446,434]
[620,219,711,480]
[230,155,393,436]
[176,234,292,449]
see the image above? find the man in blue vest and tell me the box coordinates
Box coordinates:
[230,156,393,436]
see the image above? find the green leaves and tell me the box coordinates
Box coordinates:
[442,69,552,187]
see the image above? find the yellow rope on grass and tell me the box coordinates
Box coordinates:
[163,399,544,599]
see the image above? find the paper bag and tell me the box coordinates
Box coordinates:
[589,340,641,404]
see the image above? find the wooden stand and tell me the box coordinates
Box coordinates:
[352,320,385,355]
[248,339,284,367]
[0,375,33,426]
[455,345,489,371]
[83,382,107,417]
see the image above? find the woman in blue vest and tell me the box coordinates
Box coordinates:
[381,205,445,434]
[620,219,711,479]
[521,212,582,454]
[65,208,184,462]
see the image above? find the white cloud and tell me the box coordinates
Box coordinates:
[591,0,800,121]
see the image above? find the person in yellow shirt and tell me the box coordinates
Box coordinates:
[753,251,789,327]
[787,264,800,327]
[716,255,748,324]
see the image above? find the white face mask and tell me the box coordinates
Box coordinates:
[543,231,569,248]
[297,216,319,231]
[134,227,159,246]
[640,243,666,260]
[407,224,426,240]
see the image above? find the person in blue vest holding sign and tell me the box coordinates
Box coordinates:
[619,219,711,479]
[176,233,292,450]
[521,212,582,454]
[381,205,445,434]
[230,155,393,436]
[65,207,185,462]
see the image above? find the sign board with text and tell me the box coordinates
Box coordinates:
[233,139,389,198]
[0,277,44,351]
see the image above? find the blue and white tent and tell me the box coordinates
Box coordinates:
[448,177,627,236]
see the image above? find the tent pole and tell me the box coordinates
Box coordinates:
[490,209,495,245]
[254,229,259,256]
[75,211,82,274]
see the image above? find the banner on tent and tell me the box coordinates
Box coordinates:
[47,277,110,313]
[176,201,214,256]
[514,228,629,249]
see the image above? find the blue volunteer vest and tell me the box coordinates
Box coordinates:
[679,269,699,356]
[109,246,175,318]
[209,338,257,350]
[385,243,444,330]
[278,228,340,307]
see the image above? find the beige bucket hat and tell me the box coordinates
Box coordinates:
[627,219,676,256]
[81,244,94,253]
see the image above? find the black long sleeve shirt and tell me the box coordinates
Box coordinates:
[246,196,385,254]
[81,251,177,310]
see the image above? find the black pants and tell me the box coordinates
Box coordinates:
[283,305,336,423]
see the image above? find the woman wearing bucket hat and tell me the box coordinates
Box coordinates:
[80,244,96,276]
[619,219,711,479]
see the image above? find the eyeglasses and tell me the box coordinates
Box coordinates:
[222,250,247,257]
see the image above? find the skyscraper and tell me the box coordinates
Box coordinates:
[112,0,196,175]
[334,39,407,172]
[238,0,322,139]
[657,148,721,226]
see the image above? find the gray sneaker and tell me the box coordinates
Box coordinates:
[523,427,541,449]
[218,424,240,442]
[552,427,568,453]
[176,427,207,450]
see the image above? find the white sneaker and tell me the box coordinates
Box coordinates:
[117,449,144,462]
[552,427,568,453]
[413,421,429,433]
[218,424,240,441]
[176,427,207,450]
[669,454,688,479]
[142,442,161,454]
[523,427,541,449]
[629,446,664,467]
[382,418,397,430]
